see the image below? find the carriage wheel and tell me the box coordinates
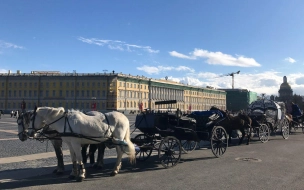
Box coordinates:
[210,126,228,158]
[158,136,181,168]
[181,140,197,154]
[258,124,269,143]
[133,134,153,162]
[281,119,290,139]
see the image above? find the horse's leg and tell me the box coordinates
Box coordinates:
[66,142,78,179]
[81,144,88,164]
[89,144,98,165]
[239,128,245,145]
[51,139,64,175]
[227,129,232,145]
[71,142,86,182]
[94,143,105,169]
[111,146,123,176]
[246,125,252,145]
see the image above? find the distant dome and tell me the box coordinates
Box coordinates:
[280,82,291,90]
[278,76,293,102]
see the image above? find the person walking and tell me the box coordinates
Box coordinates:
[291,102,302,123]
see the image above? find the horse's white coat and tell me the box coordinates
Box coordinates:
[28,107,135,181]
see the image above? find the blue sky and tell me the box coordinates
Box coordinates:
[1,0,304,96]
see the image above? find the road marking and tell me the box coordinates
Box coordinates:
[0,138,19,141]
[0,121,16,124]
[0,150,71,164]
[0,129,18,134]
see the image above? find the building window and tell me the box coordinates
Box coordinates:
[19,90,21,97]
[60,82,62,87]
[103,82,105,87]
[24,90,27,97]
[14,90,16,97]
[40,90,43,97]
[53,90,56,96]
[29,90,32,97]
[98,82,100,87]
[52,102,55,107]
[97,90,100,97]
[46,82,49,87]
[66,82,69,87]
[87,82,90,87]
[81,90,84,97]
[92,90,95,97]
[71,90,74,97]
[1,91,4,97]
[30,82,32,87]
[86,90,89,97]
[24,83,27,87]
[66,91,69,97]
[86,103,89,109]
[92,82,95,87]
[102,91,105,97]
[53,82,56,87]
[59,90,62,97]
[82,82,84,87]
[46,90,49,97]
[34,91,37,97]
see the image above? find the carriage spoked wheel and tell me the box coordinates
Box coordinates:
[181,140,197,154]
[258,124,270,143]
[281,119,290,139]
[210,126,228,158]
[133,134,153,162]
[158,136,181,168]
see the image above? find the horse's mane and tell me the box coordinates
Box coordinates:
[38,107,66,118]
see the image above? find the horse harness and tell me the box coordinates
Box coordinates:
[30,110,113,143]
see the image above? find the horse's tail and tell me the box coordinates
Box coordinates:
[124,124,136,164]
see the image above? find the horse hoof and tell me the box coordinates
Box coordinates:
[110,172,117,176]
[68,175,76,179]
[76,177,84,182]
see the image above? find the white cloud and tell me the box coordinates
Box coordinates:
[0,41,24,49]
[169,48,261,67]
[78,37,159,54]
[169,51,196,60]
[0,69,9,73]
[163,71,304,96]
[137,65,194,75]
[284,57,296,63]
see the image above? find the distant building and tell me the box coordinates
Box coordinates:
[219,89,257,112]
[278,76,293,102]
[0,71,227,113]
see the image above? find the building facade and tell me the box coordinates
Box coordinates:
[220,89,257,112]
[0,71,226,113]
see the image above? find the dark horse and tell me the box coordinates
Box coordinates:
[210,106,252,145]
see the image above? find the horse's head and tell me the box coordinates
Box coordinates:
[28,106,47,137]
[17,111,32,141]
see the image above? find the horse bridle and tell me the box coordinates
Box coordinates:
[17,112,31,137]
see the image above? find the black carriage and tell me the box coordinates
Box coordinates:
[247,99,290,142]
[131,100,228,168]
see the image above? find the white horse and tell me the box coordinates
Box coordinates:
[28,107,135,182]
[17,110,107,175]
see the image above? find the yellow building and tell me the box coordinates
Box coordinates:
[0,71,226,113]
